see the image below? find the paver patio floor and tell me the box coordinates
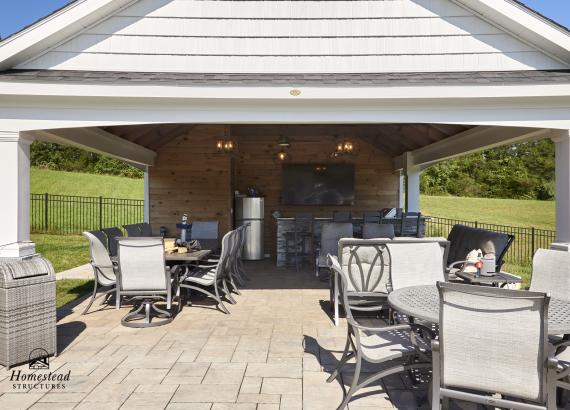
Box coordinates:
[0,261,433,409]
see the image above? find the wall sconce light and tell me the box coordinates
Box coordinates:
[278,135,291,148]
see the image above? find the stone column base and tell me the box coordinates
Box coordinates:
[551,242,570,252]
[0,242,36,258]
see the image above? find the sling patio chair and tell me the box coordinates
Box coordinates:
[327,254,434,410]
[123,224,142,237]
[530,248,570,301]
[179,230,235,314]
[316,222,353,277]
[432,281,558,409]
[191,221,220,253]
[102,227,124,257]
[138,222,153,236]
[82,231,117,315]
[116,237,176,327]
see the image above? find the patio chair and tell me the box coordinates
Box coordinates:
[234,223,250,282]
[362,211,381,224]
[179,230,234,314]
[432,281,557,409]
[283,213,314,271]
[82,231,117,315]
[362,223,395,240]
[530,248,570,300]
[315,222,353,277]
[386,240,449,291]
[191,221,220,252]
[327,254,433,410]
[331,238,393,326]
[123,224,142,237]
[398,212,422,237]
[102,227,124,257]
[116,237,175,327]
[138,223,153,236]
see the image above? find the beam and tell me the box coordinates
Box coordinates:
[393,126,552,171]
[31,127,156,166]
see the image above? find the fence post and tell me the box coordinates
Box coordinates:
[99,196,103,230]
[531,227,536,257]
[475,221,478,228]
[44,193,49,231]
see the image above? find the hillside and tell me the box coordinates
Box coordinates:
[31,168,143,199]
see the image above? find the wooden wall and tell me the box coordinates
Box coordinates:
[149,125,399,257]
[149,125,232,236]
[234,133,399,257]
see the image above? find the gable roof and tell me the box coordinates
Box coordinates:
[0,0,569,73]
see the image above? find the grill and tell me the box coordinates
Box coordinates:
[0,255,56,369]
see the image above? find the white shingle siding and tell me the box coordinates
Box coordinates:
[17,0,567,73]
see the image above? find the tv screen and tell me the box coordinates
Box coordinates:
[282,164,355,206]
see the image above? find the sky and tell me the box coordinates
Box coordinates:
[0,0,569,39]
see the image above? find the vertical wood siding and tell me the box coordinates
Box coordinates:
[18,0,566,72]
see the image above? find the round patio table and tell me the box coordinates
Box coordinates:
[388,285,570,336]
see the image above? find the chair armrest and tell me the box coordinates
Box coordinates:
[499,271,521,280]
[448,260,467,270]
[431,339,440,352]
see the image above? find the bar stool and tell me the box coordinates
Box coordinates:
[284,214,314,271]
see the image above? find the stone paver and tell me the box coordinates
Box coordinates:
[0,261,439,410]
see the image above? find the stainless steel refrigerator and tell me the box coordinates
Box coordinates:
[235,197,264,260]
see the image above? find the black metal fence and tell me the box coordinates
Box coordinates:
[425,216,556,266]
[31,193,144,234]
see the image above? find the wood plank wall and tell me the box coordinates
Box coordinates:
[149,125,232,236]
[149,125,399,257]
[234,134,399,257]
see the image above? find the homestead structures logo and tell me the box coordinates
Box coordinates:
[10,349,70,391]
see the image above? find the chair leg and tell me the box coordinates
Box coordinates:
[336,352,363,410]
[222,279,237,304]
[213,282,230,314]
[327,335,353,383]
[229,275,241,295]
[81,281,99,315]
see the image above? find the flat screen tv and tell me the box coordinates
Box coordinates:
[281,164,355,206]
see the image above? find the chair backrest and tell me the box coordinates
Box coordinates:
[530,248,570,300]
[138,223,153,236]
[88,230,109,251]
[328,254,364,324]
[192,221,220,251]
[363,211,381,224]
[399,212,422,237]
[362,223,395,240]
[102,227,124,257]
[318,223,354,266]
[332,211,352,223]
[117,237,167,292]
[437,281,549,403]
[123,224,143,237]
[338,239,391,294]
[83,231,116,286]
[446,224,514,272]
[215,230,234,279]
[386,240,448,290]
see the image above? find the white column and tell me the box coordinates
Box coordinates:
[0,131,35,258]
[143,166,150,223]
[552,130,570,251]
[403,152,421,213]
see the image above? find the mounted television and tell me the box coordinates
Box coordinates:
[281,164,355,206]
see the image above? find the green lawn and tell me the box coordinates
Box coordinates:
[31,168,143,199]
[421,195,555,230]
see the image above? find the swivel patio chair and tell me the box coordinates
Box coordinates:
[331,238,393,326]
[102,227,124,257]
[116,237,175,328]
[123,224,142,237]
[362,223,395,240]
[315,222,353,277]
[138,223,153,236]
[179,230,234,314]
[432,282,558,409]
[82,231,117,315]
[530,248,570,300]
[327,254,434,410]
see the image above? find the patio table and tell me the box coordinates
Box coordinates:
[165,249,211,262]
[388,285,570,335]
[454,271,522,287]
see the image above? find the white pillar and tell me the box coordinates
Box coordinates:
[0,131,35,258]
[143,166,150,223]
[403,152,421,213]
[552,130,570,251]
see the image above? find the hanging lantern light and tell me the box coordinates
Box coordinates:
[332,137,355,158]
[216,126,235,153]
[277,150,289,161]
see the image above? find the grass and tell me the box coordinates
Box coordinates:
[421,195,555,230]
[56,279,93,309]
[31,168,143,199]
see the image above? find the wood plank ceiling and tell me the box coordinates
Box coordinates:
[102,123,473,157]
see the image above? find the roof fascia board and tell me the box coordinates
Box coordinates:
[454,0,570,66]
[0,0,136,71]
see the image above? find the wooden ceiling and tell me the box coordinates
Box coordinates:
[103,123,473,157]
